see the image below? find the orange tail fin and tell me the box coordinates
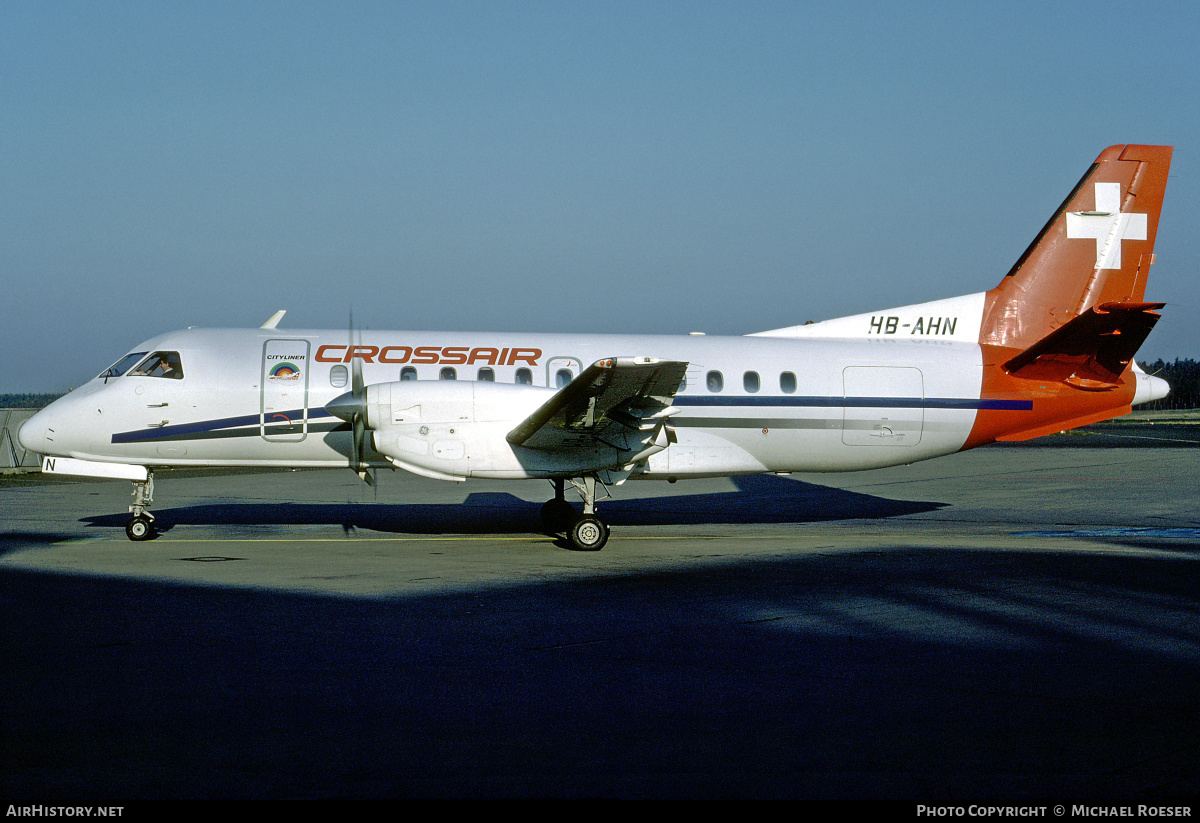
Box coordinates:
[965,145,1172,448]
[981,144,1172,351]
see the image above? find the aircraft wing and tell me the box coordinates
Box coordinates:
[507,357,688,451]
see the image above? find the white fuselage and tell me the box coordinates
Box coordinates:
[21,320,989,480]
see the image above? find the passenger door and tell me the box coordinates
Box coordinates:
[260,339,310,442]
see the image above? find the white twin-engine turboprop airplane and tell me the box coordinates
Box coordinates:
[20,144,1173,549]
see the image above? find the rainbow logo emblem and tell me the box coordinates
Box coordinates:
[268,362,301,380]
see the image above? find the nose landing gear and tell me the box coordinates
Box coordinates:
[126,472,156,541]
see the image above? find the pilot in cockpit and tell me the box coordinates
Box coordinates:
[132,351,184,379]
[152,356,172,378]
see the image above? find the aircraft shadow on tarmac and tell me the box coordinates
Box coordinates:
[80,474,946,537]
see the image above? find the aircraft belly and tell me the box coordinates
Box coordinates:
[650,403,978,476]
[161,435,348,466]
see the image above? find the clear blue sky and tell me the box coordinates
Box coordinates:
[3,1,1197,392]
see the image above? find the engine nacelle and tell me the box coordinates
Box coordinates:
[362,380,616,480]
[364,379,554,431]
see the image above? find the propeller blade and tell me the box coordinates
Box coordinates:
[352,405,375,486]
[351,347,364,398]
[342,308,372,485]
[353,414,365,467]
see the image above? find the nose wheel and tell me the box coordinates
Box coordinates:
[126,513,156,541]
[126,472,157,541]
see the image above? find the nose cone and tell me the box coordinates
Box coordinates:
[324,390,366,424]
[17,408,53,454]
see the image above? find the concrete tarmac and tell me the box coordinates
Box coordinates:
[1,439,1198,800]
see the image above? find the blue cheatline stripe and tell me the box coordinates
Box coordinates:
[112,408,338,444]
[932,398,1034,410]
[674,396,1033,411]
[110,396,1032,445]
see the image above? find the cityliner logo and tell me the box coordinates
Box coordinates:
[268,361,302,380]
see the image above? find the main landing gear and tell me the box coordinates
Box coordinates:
[540,477,610,551]
[126,472,157,541]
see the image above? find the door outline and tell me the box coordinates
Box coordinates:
[841,366,924,446]
[261,339,311,442]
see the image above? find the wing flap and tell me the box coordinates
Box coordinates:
[507,357,688,451]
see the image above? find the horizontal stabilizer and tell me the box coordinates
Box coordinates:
[1003,301,1163,389]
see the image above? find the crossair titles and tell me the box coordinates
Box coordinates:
[314,345,542,366]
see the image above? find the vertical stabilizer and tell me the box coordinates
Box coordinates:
[964,145,1173,448]
[980,145,1172,351]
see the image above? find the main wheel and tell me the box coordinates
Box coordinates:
[569,515,609,551]
[540,498,577,532]
[126,515,155,542]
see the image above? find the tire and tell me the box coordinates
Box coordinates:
[570,515,609,551]
[540,499,577,532]
[126,515,155,542]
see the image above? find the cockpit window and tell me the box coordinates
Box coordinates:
[129,351,184,379]
[98,351,148,380]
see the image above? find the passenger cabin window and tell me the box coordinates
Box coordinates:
[98,351,148,380]
[706,371,723,392]
[400,366,417,381]
[555,368,573,389]
[743,371,760,393]
[780,371,797,394]
[439,367,457,381]
[330,365,348,388]
[515,368,533,385]
[478,367,495,382]
[129,351,184,380]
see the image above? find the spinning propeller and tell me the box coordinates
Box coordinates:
[323,314,375,485]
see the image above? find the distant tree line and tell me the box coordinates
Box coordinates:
[0,393,65,409]
[1136,359,1200,410]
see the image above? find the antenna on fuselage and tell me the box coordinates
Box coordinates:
[260,310,286,329]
